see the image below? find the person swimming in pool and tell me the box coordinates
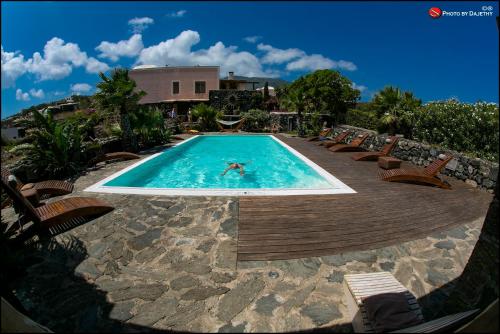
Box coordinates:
[221,161,250,176]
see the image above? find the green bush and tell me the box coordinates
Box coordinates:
[413,100,499,161]
[130,106,171,148]
[346,108,378,130]
[192,103,222,131]
[240,109,270,132]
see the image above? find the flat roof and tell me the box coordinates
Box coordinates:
[131,65,220,72]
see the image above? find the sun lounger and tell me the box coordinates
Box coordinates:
[378,154,453,189]
[329,133,369,152]
[343,271,479,333]
[308,128,332,141]
[320,130,351,147]
[89,152,141,165]
[1,167,73,198]
[1,175,113,235]
[351,136,399,161]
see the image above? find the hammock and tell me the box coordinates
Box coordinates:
[216,119,243,126]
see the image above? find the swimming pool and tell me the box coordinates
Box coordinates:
[85,135,356,196]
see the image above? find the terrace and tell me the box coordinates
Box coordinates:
[1,133,493,332]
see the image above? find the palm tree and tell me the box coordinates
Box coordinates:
[94,68,146,152]
[191,103,222,131]
[282,87,307,137]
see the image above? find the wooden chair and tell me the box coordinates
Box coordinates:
[1,167,73,198]
[89,152,140,166]
[329,133,369,152]
[307,128,332,141]
[343,272,479,333]
[1,176,114,235]
[378,155,453,189]
[351,136,399,161]
[322,130,352,147]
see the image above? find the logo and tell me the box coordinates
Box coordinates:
[429,7,442,18]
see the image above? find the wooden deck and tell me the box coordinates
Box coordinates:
[237,135,493,261]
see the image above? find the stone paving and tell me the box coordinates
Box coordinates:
[2,147,488,333]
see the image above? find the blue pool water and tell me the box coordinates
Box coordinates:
[103,135,336,190]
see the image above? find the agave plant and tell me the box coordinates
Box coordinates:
[192,104,222,131]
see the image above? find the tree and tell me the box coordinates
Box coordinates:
[282,70,360,128]
[370,86,421,136]
[263,82,270,101]
[280,79,307,137]
[94,68,146,152]
[191,103,222,131]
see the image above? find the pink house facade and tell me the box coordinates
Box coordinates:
[129,66,220,104]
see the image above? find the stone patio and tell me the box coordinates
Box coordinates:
[2,146,488,333]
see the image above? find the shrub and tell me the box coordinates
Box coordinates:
[192,104,223,131]
[240,109,270,132]
[346,108,378,130]
[413,100,499,161]
[130,106,171,148]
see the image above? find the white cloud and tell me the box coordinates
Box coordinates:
[15,88,30,101]
[29,88,45,98]
[244,36,262,44]
[1,46,30,88]
[351,82,367,92]
[166,10,187,18]
[96,34,144,62]
[258,43,357,72]
[1,38,110,86]
[136,30,278,77]
[53,90,66,96]
[257,43,305,64]
[128,17,154,33]
[70,83,92,94]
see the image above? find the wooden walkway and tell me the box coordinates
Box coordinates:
[237,135,493,261]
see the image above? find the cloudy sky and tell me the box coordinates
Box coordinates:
[1,1,498,118]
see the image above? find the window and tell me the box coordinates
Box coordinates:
[172,81,180,95]
[195,81,206,94]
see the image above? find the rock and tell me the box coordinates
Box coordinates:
[159,248,184,265]
[446,159,458,171]
[75,260,101,280]
[217,277,265,322]
[426,269,450,287]
[109,301,135,321]
[467,166,474,175]
[135,247,166,263]
[282,284,315,313]
[428,258,454,270]
[87,242,109,258]
[273,258,321,278]
[128,297,178,326]
[181,286,229,300]
[465,179,478,188]
[215,240,237,270]
[119,248,133,265]
[219,217,238,238]
[211,272,236,284]
[326,270,344,283]
[489,166,498,181]
[321,254,347,266]
[172,261,212,275]
[434,240,456,250]
[196,239,216,253]
[127,228,164,251]
[255,294,281,316]
[126,221,148,232]
[104,260,120,277]
[110,241,125,259]
[170,275,201,290]
[379,261,395,271]
[446,226,468,240]
[301,302,342,326]
[218,322,247,333]
[110,284,168,302]
[342,250,377,264]
[96,278,133,292]
[236,261,266,269]
[159,301,205,328]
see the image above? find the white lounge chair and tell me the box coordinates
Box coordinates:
[343,272,479,333]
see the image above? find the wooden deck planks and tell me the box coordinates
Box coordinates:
[237,135,492,261]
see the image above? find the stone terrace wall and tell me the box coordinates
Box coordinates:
[333,125,498,192]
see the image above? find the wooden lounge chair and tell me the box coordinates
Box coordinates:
[378,154,453,189]
[329,133,369,152]
[307,128,332,141]
[351,136,399,161]
[344,272,479,333]
[1,176,113,235]
[321,130,351,147]
[89,152,141,166]
[1,167,73,198]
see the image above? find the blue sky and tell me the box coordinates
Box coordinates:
[1,1,498,118]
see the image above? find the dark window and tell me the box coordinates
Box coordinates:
[195,81,206,94]
[172,81,179,94]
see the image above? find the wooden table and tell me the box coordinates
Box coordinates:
[378,156,402,170]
